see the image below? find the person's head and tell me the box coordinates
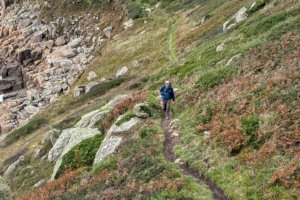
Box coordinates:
[165,81,170,88]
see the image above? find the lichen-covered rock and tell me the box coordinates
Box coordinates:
[50,128,101,179]
[75,110,101,128]
[87,71,97,82]
[134,103,150,118]
[42,128,62,145]
[48,128,101,163]
[103,27,112,38]
[73,85,85,98]
[236,7,248,23]
[33,145,43,158]
[101,95,129,110]
[116,66,128,77]
[93,115,142,167]
[0,176,11,200]
[88,110,110,128]
[132,60,139,69]
[4,156,24,175]
[85,82,99,94]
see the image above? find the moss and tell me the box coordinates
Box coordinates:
[115,113,136,126]
[55,134,104,179]
[3,118,49,147]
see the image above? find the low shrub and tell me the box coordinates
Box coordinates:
[127,2,146,19]
[241,114,260,145]
[139,127,157,139]
[93,156,118,175]
[55,134,104,178]
[3,118,49,147]
[246,0,266,16]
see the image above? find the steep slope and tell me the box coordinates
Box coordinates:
[0,0,299,199]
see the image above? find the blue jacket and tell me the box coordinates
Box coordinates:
[160,84,175,101]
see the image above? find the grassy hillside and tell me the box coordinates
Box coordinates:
[1,0,300,199]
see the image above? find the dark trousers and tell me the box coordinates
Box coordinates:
[163,99,171,118]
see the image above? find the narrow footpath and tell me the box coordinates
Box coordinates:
[168,24,175,63]
[158,94,229,200]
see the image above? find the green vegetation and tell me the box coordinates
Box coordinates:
[139,127,157,138]
[115,113,136,126]
[3,118,49,147]
[195,65,236,90]
[55,134,104,178]
[127,2,146,19]
[241,114,260,145]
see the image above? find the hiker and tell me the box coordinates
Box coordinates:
[160,81,175,120]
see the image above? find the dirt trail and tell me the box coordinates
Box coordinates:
[168,25,175,63]
[158,94,229,200]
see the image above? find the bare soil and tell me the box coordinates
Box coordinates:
[159,95,229,200]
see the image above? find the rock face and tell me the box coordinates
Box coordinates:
[116,66,128,77]
[134,103,150,118]
[42,128,62,145]
[93,115,142,167]
[0,176,12,200]
[50,128,102,179]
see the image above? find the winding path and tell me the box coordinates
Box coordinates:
[158,94,229,200]
[167,24,175,63]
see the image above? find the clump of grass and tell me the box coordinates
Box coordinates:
[115,113,136,126]
[51,116,81,130]
[3,119,49,147]
[241,114,260,145]
[93,156,118,175]
[127,2,146,19]
[139,127,157,139]
[55,134,104,178]
[246,0,266,16]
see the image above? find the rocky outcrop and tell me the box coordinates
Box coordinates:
[50,128,102,179]
[87,71,97,82]
[93,115,142,167]
[0,176,12,200]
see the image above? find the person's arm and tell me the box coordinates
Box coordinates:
[172,89,175,101]
[160,86,165,95]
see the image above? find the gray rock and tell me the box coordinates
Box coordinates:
[74,85,85,98]
[75,109,101,128]
[62,49,78,58]
[88,110,110,128]
[24,105,39,115]
[103,27,112,38]
[87,71,97,82]
[50,128,101,179]
[236,7,248,23]
[68,38,82,49]
[42,129,62,145]
[134,103,150,118]
[124,19,134,30]
[0,176,12,200]
[93,115,142,167]
[4,156,24,175]
[85,82,99,94]
[33,145,43,158]
[216,43,226,52]
[101,95,129,110]
[116,66,128,77]
[132,60,139,69]
[33,179,44,188]
[55,36,65,46]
